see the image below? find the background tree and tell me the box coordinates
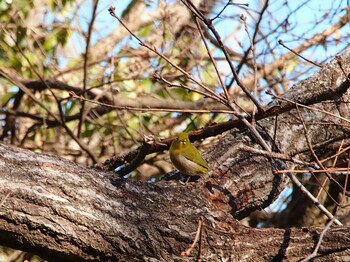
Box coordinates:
[0,0,350,260]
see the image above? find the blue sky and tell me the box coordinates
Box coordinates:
[62,0,349,69]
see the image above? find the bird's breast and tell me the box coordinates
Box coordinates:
[170,152,204,176]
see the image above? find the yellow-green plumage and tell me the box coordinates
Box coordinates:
[169,133,208,176]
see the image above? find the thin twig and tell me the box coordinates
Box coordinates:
[315,139,345,199]
[108,6,226,106]
[194,17,231,105]
[278,40,322,67]
[240,145,304,165]
[181,0,264,113]
[293,105,350,207]
[272,94,350,125]
[1,71,97,162]
[276,169,342,225]
[181,217,204,257]
[241,14,259,124]
[341,152,350,199]
[78,0,99,137]
[235,0,268,78]
[69,91,234,114]
[152,73,222,102]
[180,1,271,154]
[300,218,335,262]
[209,1,249,21]
[237,116,272,152]
[295,102,345,194]
[272,115,279,152]
[274,167,350,175]
[1,27,98,162]
[320,143,350,164]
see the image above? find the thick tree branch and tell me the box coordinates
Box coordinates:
[1,143,350,261]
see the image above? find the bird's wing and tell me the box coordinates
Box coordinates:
[182,145,208,169]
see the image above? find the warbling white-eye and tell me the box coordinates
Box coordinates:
[169,132,208,177]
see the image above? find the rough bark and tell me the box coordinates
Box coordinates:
[1,143,350,261]
[0,52,350,261]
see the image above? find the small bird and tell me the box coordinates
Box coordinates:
[169,132,208,180]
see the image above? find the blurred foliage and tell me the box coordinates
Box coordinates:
[0,0,349,171]
[0,0,223,175]
[1,0,349,171]
[0,246,44,262]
